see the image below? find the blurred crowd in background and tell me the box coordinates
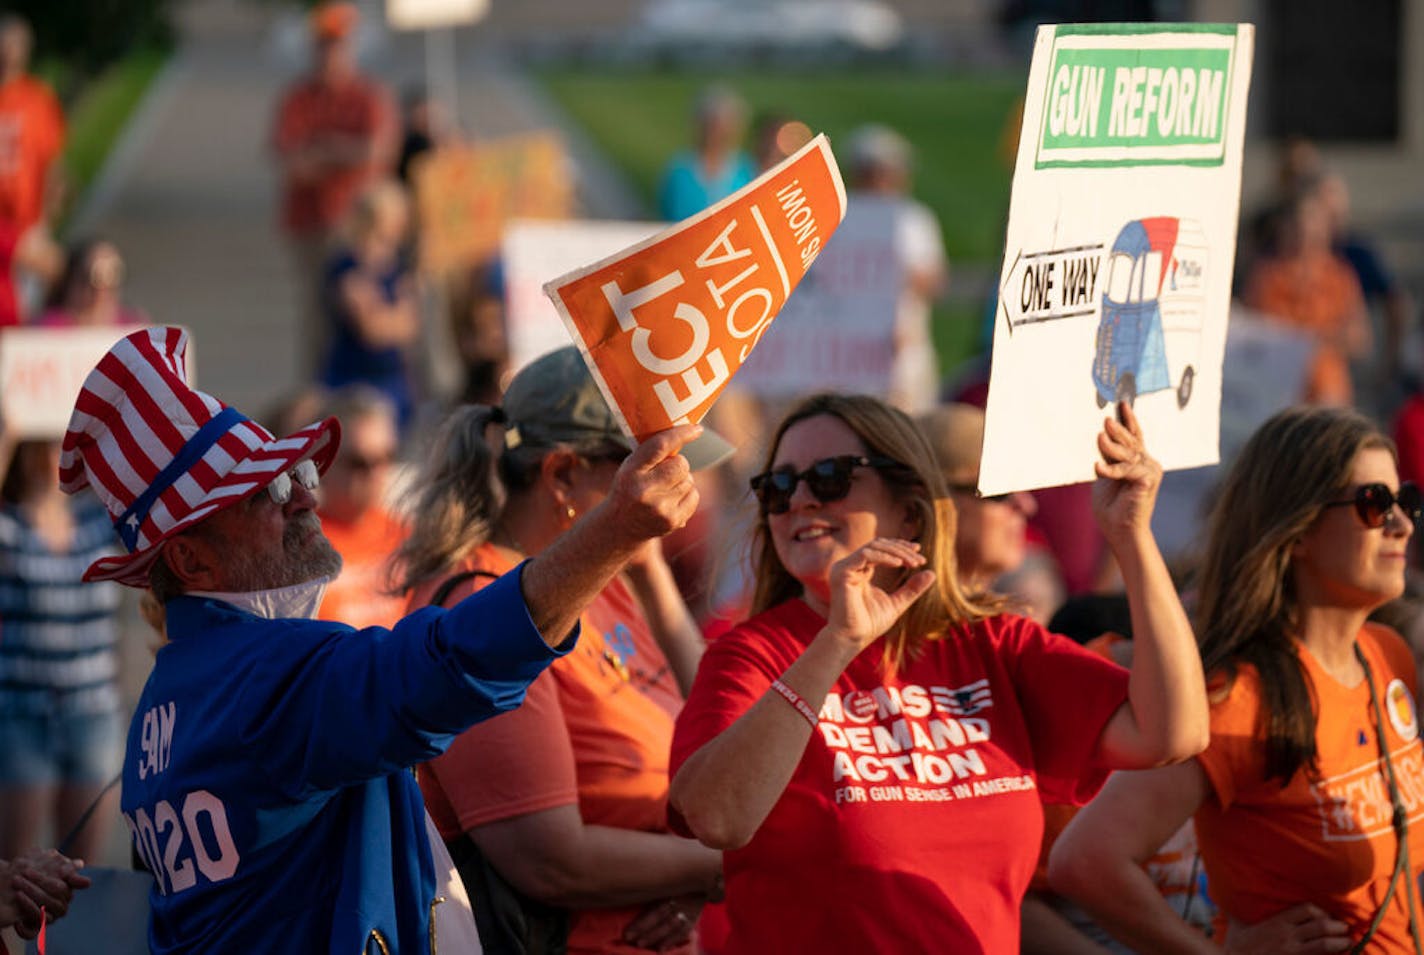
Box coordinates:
[2,0,1424,952]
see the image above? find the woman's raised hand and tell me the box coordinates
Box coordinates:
[1091,401,1163,545]
[823,538,935,655]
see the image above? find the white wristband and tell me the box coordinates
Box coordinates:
[770,678,819,728]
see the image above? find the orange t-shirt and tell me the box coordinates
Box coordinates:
[0,75,64,231]
[316,505,408,630]
[1244,252,1366,405]
[1195,624,1424,952]
[412,543,689,955]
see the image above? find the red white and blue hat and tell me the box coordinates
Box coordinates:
[58,326,340,587]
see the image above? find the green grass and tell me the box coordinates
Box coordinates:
[537,67,1022,373]
[59,45,170,228]
[538,68,1024,263]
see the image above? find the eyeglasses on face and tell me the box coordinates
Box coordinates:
[750,454,903,515]
[338,451,394,474]
[1322,481,1423,528]
[266,459,320,505]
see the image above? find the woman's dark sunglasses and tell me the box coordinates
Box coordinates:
[750,454,903,515]
[1323,481,1423,528]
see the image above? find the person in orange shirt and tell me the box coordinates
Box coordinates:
[0,14,63,234]
[313,384,408,630]
[1244,191,1368,407]
[392,347,735,955]
[1051,406,1424,953]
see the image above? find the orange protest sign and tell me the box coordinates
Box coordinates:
[413,132,573,274]
[544,134,846,442]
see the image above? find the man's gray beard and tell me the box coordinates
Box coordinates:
[225,513,343,593]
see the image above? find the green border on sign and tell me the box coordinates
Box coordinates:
[1035,156,1231,169]
[1033,23,1239,169]
[1055,22,1239,36]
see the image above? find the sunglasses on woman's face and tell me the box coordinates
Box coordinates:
[1323,481,1423,528]
[750,454,902,515]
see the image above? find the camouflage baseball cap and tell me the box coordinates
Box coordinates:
[501,346,735,471]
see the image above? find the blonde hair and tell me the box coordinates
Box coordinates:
[346,179,409,245]
[750,393,1005,672]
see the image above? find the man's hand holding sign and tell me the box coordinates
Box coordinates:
[543,134,846,442]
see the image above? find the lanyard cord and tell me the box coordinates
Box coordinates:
[1349,644,1422,955]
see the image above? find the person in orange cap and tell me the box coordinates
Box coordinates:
[0,14,64,235]
[272,0,397,377]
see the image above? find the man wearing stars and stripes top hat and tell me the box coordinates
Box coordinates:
[59,326,706,953]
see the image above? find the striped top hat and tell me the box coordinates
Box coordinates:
[58,326,340,587]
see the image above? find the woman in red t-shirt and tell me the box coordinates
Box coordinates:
[1052,406,1424,953]
[668,393,1205,953]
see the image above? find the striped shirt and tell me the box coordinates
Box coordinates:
[0,495,122,716]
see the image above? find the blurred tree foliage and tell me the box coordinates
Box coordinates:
[8,0,176,97]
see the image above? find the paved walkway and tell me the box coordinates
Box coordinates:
[76,0,642,419]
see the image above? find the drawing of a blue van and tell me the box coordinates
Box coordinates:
[1092,217,1208,409]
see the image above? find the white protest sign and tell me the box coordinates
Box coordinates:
[980,23,1253,494]
[386,0,488,30]
[502,219,664,372]
[0,326,150,440]
[736,194,901,397]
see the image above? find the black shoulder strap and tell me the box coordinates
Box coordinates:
[59,771,122,856]
[429,569,500,609]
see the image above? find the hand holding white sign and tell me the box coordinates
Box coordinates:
[981,23,1253,496]
[1091,402,1163,546]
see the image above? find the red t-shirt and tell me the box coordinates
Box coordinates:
[1195,624,1424,951]
[1394,396,1424,488]
[670,599,1129,954]
[272,74,394,236]
[0,219,19,327]
[413,544,691,955]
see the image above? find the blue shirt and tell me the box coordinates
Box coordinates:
[320,249,414,430]
[121,563,570,953]
[658,149,756,221]
[0,495,122,717]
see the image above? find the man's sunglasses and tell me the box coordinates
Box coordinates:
[750,454,903,515]
[1323,481,1423,528]
[266,459,320,506]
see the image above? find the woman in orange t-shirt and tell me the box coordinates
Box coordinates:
[390,347,732,955]
[1051,405,1424,953]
